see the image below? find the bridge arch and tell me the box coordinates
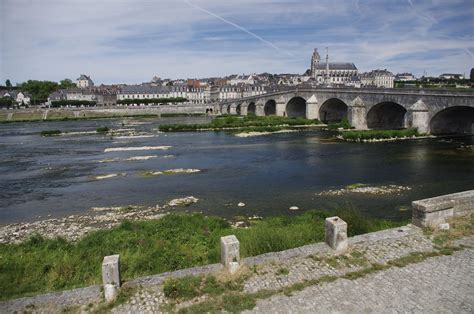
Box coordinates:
[319,98,348,123]
[247,102,256,115]
[367,102,407,129]
[264,99,276,116]
[236,104,241,115]
[286,96,306,118]
[226,105,231,114]
[430,106,474,135]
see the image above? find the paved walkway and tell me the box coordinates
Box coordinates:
[247,248,474,314]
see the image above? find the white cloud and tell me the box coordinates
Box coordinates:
[0,0,472,84]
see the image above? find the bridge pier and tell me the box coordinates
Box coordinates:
[276,102,286,117]
[407,100,429,134]
[256,104,265,117]
[240,103,248,116]
[306,95,319,120]
[348,97,367,129]
[229,105,237,115]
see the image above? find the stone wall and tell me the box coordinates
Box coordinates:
[1,104,212,122]
[412,190,474,227]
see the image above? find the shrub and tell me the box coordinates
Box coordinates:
[159,115,320,132]
[96,126,109,133]
[40,130,62,136]
[341,128,419,141]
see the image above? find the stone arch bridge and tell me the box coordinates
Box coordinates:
[213,88,474,135]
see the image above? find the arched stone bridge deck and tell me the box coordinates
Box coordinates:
[213,88,474,135]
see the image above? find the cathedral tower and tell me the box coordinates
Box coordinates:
[311,48,321,78]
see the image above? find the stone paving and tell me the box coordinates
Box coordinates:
[112,227,455,313]
[243,230,433,294]
[247,248,474,313]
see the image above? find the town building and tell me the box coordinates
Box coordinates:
[116,83,267,104]
[395,73,416,81]
[0,90,32,106]
[439,73,464,80]
[310,48,358,85]
[76,74,94,88]
[360,69,395,88]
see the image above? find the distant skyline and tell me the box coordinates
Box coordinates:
[1,0,473,85]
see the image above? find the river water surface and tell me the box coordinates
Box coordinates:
[1,117,473,224]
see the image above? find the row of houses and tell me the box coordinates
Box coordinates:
[44,83,268,107]
[0,90,32,107]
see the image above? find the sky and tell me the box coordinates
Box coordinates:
[0,0,473,85]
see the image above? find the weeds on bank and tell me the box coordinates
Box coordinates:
[340,128,420,141]
[424,213,474,247]
[0,209,405,301]
[163,270,249,301]
[40,129,62,136]
[327,118,353,130]
[158,115,321,132]
[96,126,109,133]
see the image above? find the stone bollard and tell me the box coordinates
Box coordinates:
[325,216,348,253]
[102,255,121,302]
[220,235,240,274]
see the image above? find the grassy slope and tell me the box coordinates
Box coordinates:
[0,209,405,301]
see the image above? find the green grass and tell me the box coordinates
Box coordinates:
[340,128,420,141]
[40,129,62,136]
[159,115,321,132]
[0,210,406,301]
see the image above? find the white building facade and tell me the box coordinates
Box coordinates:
[76,74,94,88]
[361,69,395,88]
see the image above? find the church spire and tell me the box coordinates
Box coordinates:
[325,47,330,85]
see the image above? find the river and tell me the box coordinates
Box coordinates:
[0,116,473,225]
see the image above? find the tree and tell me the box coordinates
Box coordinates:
[470,68,474,82]
[5,79,12,88]
[59,78,77,89]
[18,80,59,105]
[0,97,13,108]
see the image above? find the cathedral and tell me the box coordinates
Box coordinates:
[311,48,358,85]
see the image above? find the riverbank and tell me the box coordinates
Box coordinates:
[0,207,404,301]
[2,212,472,313]
[0,110,161,123]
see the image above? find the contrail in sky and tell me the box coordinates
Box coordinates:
[407,0,437,23]
[183,0,294,57]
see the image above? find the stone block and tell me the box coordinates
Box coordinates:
[104,284,118,303]
[221,235,240,271]
[325,216,348,252]
[102,254,120,302]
